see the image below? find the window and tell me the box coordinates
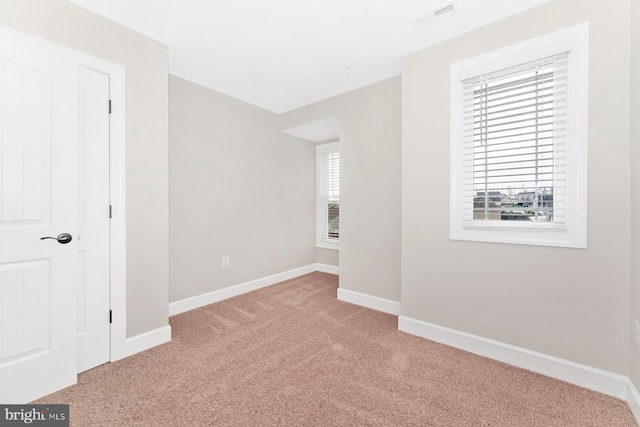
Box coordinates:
[450,23,588,248]
[317,142,339,249]
[469,53,566,223]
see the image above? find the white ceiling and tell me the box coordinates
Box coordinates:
[69,0,549,114]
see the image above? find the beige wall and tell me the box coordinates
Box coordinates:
[316,248,339,267]
[0,0,170,338]
[169,76,316,303]
[630,0,640,387]
[402,0,631,374]
[281,76,402,302]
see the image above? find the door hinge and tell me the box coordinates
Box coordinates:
[109,204,112,219]
[109,310,112,324]
[109,99,112,114]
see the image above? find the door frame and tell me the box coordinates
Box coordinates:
[0,26,128,363]
[75,56,128,362]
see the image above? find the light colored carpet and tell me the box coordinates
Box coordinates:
[36,272,637,426]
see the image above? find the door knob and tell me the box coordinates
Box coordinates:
[40,233,73,244]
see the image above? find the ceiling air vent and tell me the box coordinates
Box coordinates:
[410,1,460,31]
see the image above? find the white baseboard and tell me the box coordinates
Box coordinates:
[169,264,326,316]
[398,315,628,400]
[316,263,339,275]
[337,288,401,315]
[626,379,640,425]
[111,325,172,362]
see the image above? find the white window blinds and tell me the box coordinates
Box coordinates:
[317,145,339,243]
[463,52,568,225]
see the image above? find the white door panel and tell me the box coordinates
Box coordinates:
[77,66,110,373]
[1,62,49,223]
[0,31,78,403]
[1,260,50,361]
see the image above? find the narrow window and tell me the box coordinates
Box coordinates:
[317,142,339,249]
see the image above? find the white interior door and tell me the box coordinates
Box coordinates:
[0,31,78,403]
[77,66,111,373]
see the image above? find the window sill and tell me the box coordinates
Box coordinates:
[450,224,586,248]
[317,240,339,251]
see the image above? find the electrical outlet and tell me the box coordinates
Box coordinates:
[221,256,230,268]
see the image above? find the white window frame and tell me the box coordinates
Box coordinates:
[450,23,589,248]
[316,141,340,250]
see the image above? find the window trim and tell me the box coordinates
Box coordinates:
[316,141,339,250]
[449,22,589,248]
